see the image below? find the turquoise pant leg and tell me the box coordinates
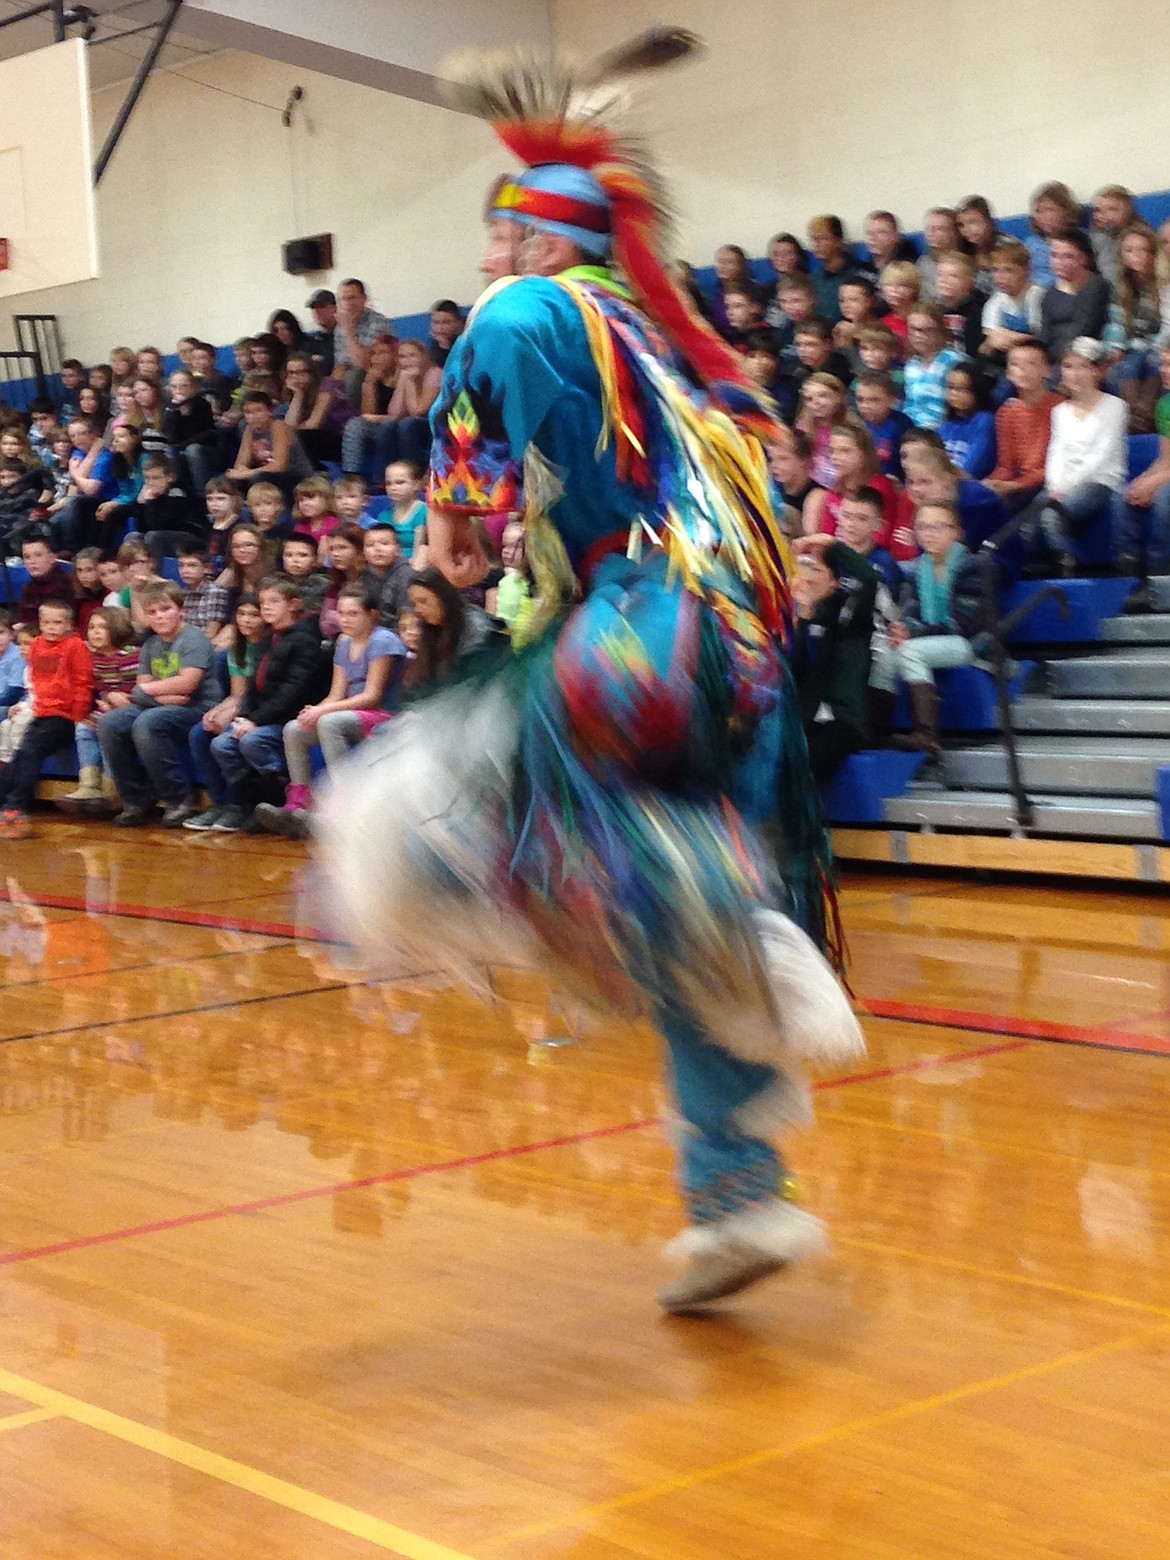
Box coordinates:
[656,991,785,1225]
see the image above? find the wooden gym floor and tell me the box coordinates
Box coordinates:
[2,822,1170,1558]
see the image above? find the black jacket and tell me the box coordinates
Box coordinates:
[163,394,217,449]
[790,544,877,734]
[242,614,332,728]
[127,487,202,538]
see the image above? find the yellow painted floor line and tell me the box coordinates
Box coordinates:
[835,1234,1170,1321]
[0,1406,59,1433]
[483,1323,1170,1549]
[0,1367,475,1560]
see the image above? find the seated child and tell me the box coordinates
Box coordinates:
[334,474,373,529]
[256,582,407,838]
[71,547,107,638]
[0,460,44,556]
[361,522,413,629]
[0,609,25,716]
[280,530,327,614]
[877,261,919,349]
[493,519,534,639]
[980,239,1045,380]
[857,324,905,397]
[382,460,427,558]
[934,251,989,359]
[204,477,244,570]
[202,576,332,828]
[184,593,267,832]
[58,604,138,813]
[319,522,367,639]
[938,361,997,480]
[854,373,913,479]
[0,621,36,765]
[113,537,164,640]
[99,556,126,606]
[888,502,982,756]
[833,276,881,373]
[133,455,199,567]
[17,530,78,629]
[789,538,878,783]
[245,480,292,547]
[97,581,217,828]
[792,319,853,395]
[985,338,1061,515]
[292,474,339,561]
[178,542,229,642]
[0,599,93,839]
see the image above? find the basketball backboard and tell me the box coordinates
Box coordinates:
[0,37,98,298]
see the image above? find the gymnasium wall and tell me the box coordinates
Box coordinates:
[552,0,1170,263]
[6,1,1170,361]
[1,49,497,362]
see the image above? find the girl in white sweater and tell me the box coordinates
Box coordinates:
[1029,337,1128,573]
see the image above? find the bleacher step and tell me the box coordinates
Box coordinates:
[1099,614,1170,645]
[944,736,1170,797]
[1010,697,1170,735]
[884,788,1162,839]
[1049,650,1170,699]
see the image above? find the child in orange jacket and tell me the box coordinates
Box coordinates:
[0,598,93,838]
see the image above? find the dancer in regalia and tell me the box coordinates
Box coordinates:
[320,29,864,1310]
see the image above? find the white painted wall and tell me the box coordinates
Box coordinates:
[7,1,1170,360]
[0,49,501,361]
[553,0,1170,263]
[0,40,97,300]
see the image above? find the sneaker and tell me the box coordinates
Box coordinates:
[254,801,310,839]
[160,800,200,829]
[209,805,249,833]
[183,807,225,831]
[113,804,154,828]
[0,808,30,839]
[658,1202,827,1313]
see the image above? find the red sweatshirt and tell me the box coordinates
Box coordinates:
[26,633,94,722]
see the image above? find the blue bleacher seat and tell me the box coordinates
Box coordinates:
[1157,768,1170,843]
[893,661,1035,734]
[823,749,926,824]
[1003,577,1135,644]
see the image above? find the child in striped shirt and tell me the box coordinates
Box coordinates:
[58,605,138,814]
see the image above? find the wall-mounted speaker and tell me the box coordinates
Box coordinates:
[282,233,334,275]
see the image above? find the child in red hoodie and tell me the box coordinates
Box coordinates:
[0,598,93,838]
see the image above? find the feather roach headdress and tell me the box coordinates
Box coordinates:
[443,27,779,438]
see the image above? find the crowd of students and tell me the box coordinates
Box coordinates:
[3,180,1169,829]
[698,184,1170,777]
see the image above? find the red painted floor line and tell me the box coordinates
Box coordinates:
[0,885,304,941]
[0,1037,1031,1270]
[863,997,1170,1058]
[8,885,1170,1053]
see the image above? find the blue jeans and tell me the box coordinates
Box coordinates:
[189,720,231,806]
[656,989,786,1224]
[1025,482,1113,551]
[97,703,203,807]
[341,415,378,476]
[376,417,430,473]
[75,722,103,771]
[1107,348,1159,391]
[1112,484,1170,572]
[208,725,286,791]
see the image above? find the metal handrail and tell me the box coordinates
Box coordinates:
[978,509,1072,833]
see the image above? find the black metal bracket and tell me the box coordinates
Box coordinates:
[94,0,185,185]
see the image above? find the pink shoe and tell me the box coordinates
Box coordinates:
[284,783,312,813]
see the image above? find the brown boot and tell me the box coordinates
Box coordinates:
[891,682,940,757]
